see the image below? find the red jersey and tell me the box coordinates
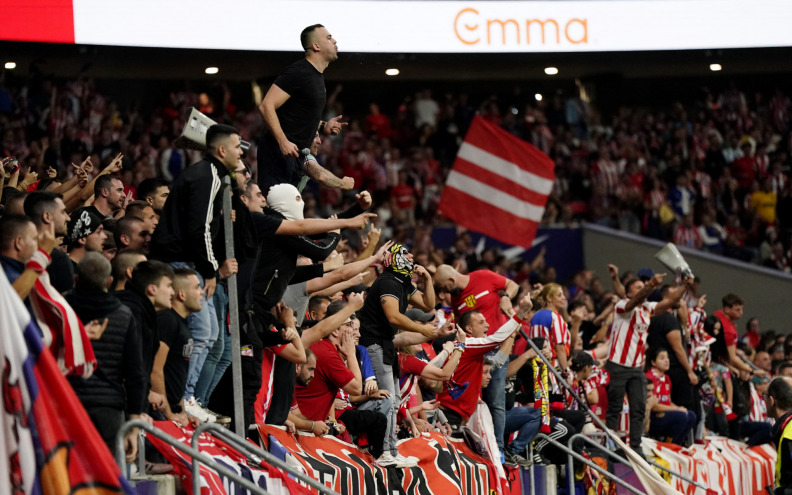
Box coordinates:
[713,309,738,347]
[390,184,414,210]
[645,369,671,406]
[607,299,657,368]
[295,339,355,422]
[398,354,428,407]
[452,270,509,336]
[437,316,521,419]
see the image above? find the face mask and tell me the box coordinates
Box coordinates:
[266,183,304,221]
[383,243,414,278]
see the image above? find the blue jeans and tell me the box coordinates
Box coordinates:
[194,283,230,405]
[366,343,399,455]
[170,262,219,401]
[505,406,541,455]
[484,360,507,451]
[649,410,697,446]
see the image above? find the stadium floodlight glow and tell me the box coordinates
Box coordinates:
[535,93,543,101]
[710,63,722,72]
[205,66,219,75]
[544,67,559,75]
[4,62,16,70]
[385,68,400,76]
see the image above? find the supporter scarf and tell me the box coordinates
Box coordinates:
[25,249,96,377]
[532,357,551,433]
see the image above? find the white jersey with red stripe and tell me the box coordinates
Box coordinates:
[529,309,569,368]
[608,299,657,368]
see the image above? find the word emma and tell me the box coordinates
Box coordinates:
[454,8,588,46]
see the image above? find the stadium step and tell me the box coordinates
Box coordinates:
[129,474,180,495]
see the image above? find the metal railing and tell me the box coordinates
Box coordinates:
[521,336,710,493]
[529,433,647,495]
[192,422,340,495]
[117,420,275,495]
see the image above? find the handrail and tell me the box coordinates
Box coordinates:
[116,419,273,495]
[530,433,647,495]
[568,433,707,493]
[192,422,340,495]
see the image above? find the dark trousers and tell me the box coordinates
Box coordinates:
[649,410,696,445]
[605,361,646,449]
[339,409,387,459]
[667,366,699,423]
[86,406,124,457]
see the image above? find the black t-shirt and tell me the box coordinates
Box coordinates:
[273,58,326,150]
[157,309,193,413]
[647,312,685,367]
[47,248,74,294]
[358,272,416,365]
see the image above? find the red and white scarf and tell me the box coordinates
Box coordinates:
[26,249,96,377]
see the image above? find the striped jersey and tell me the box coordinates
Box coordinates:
[608,299,657,368]
[529,309,569,368]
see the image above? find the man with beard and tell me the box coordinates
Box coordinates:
[258,24,352,192]
[23,191,73,293]
[88,175,126,219]
[433,263,519,456]
[136,178,170,217]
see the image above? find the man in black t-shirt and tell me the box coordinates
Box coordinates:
[23,191,74,293]
[258,23,352,193]
[152,268,204,425]
[357,243,436,460]
[646,287,700,421]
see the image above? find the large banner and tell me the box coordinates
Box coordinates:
[258,425,504,495]
[0,269,132,494]
[642,437,776,495]
[4,0,792,53]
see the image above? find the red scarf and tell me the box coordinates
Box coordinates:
[26,249,96,377]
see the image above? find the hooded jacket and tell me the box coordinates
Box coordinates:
[66,288,146,414]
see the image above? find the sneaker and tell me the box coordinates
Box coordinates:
[374,452,399,467]
[184,396,215,423]
[197,401,230,425]
[505,450,532,467]
[393,453,418,468]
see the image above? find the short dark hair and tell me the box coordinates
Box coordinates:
[324,299,347,320]
[172,267,198,292]
[114,216,145,248]
[647,347,668,369]
[0,214,35,251]
[125,200,152,220]
[94,174,120,198]
[300,24,324,51]
[459,310,482,333]
[206,124,239,152]
[75,252,112,292]
[624,278,643,296]
[768,376,792,411]
[568,300,587,313]
[136,178,169,202]
[23,191,62,226]
[111,249,145,285]
[309,295,331,314]
[129,260,174,292]
[722,293,744,308]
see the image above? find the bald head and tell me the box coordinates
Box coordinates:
[434,264,462,290]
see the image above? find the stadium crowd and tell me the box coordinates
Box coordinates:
[1,23,792,490]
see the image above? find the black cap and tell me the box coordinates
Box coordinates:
[67,207,104,243]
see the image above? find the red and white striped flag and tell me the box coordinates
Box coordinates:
[438,116,555,248]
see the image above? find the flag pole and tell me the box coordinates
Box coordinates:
[221,176,245,437]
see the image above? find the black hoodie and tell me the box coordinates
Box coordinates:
[66,288,146,414]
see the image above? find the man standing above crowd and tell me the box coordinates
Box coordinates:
[150,124,240,420]
[258,24,352,192]
[433,263,519,456]
[606,272,693,455]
